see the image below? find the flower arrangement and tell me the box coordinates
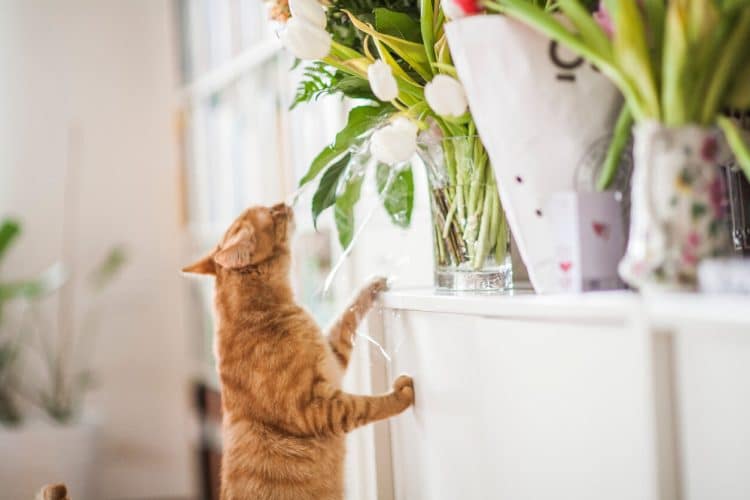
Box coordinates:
[273,0,512,286]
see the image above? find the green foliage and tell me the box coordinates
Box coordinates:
[0,341,22,425]
[597,103,634,190]
[291,62,376,109]
[0,220,20,262]
[312,153,352,228]
[334,168,365,247]
[373,8,422,42]
[376,163,414,228]
[89,246,128,291]
[326,0,419,53]
[0,216,127,426]
[300,104,394,187]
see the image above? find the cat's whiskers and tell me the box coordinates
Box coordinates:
[286,184,308,208]
[319,203,377,297]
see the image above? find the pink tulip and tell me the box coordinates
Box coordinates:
[593,1,614,38]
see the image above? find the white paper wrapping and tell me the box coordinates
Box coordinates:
[446,15,622,293]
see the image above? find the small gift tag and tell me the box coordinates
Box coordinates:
[547,191,626,292]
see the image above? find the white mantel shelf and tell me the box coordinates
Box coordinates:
[379,288,750,331]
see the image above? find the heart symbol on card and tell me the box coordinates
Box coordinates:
[592,221,610,240]
[559,261,573,273]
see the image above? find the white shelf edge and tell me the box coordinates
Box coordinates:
[379,288,640,324]
[179,38,283,101]
[378,288,750,331]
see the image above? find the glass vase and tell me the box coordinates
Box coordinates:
[417,135,512,291]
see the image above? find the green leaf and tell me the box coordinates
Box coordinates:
[334,170,365,248]
[290,62,375,110]
[374,8,422,43]
[0,219,21,263]
[376,163,414,228]
[609,0,661,119]
[0,262,67,302]
[718,116,750,182]
[726,53,750,109]
[701,10,750,124]
[420,0,435,66]
[661,1,691,125]
[89,246,127,291]
[557,0,612,60]
[643,0,666,76]
[311,153,351,228]
[299,105,393,187]
[345,10,433,81]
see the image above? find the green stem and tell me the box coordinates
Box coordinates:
[488,188,500,252]
[597,103,634,191]
[495,208,508,264]
[473,183,495,269]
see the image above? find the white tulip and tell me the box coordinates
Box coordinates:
[289,0,327,28]
[368,60,399,101]
[280,17,332,60]
[424,74,469,117]
[370,117,418,165]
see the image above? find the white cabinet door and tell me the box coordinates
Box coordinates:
[675,328,750,500]
[382,310,658,500]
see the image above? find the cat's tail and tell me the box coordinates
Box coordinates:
[36,484,70,500]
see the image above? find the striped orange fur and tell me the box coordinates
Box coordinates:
[183,203,414,500]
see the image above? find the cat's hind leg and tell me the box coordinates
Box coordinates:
[327,277,388,369]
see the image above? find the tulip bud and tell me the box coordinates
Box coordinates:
[368,60,399,102]
[280,17,332,60]
[289,0,327,28]
[424,75,468,117]
[442,0,482,19]
[593,1,614,38]
[370,118,418,165]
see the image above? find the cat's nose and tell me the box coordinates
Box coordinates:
[271,202,293,217]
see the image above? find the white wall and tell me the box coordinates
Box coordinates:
[0,1,194,498]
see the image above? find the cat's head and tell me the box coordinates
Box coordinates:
[182,202,294,277]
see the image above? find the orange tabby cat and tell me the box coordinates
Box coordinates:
[183,203,414,500]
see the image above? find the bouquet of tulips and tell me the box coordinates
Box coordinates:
[272,0,510,273]
[485,0,750,178]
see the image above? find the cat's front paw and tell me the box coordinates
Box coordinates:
[392,374,414,406]
[366,276,389,298]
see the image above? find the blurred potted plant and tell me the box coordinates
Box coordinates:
[272,0,512,290]
[0,217,126,499]
[490,0,750,290]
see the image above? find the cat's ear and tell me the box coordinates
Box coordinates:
[214,226,258,269]
[182,252,217,275]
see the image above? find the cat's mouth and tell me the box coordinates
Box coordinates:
[273,203,296,238]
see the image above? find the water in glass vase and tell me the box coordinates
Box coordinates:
[418,135,512,292]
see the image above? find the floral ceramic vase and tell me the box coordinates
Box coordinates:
[619,121,732,290]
